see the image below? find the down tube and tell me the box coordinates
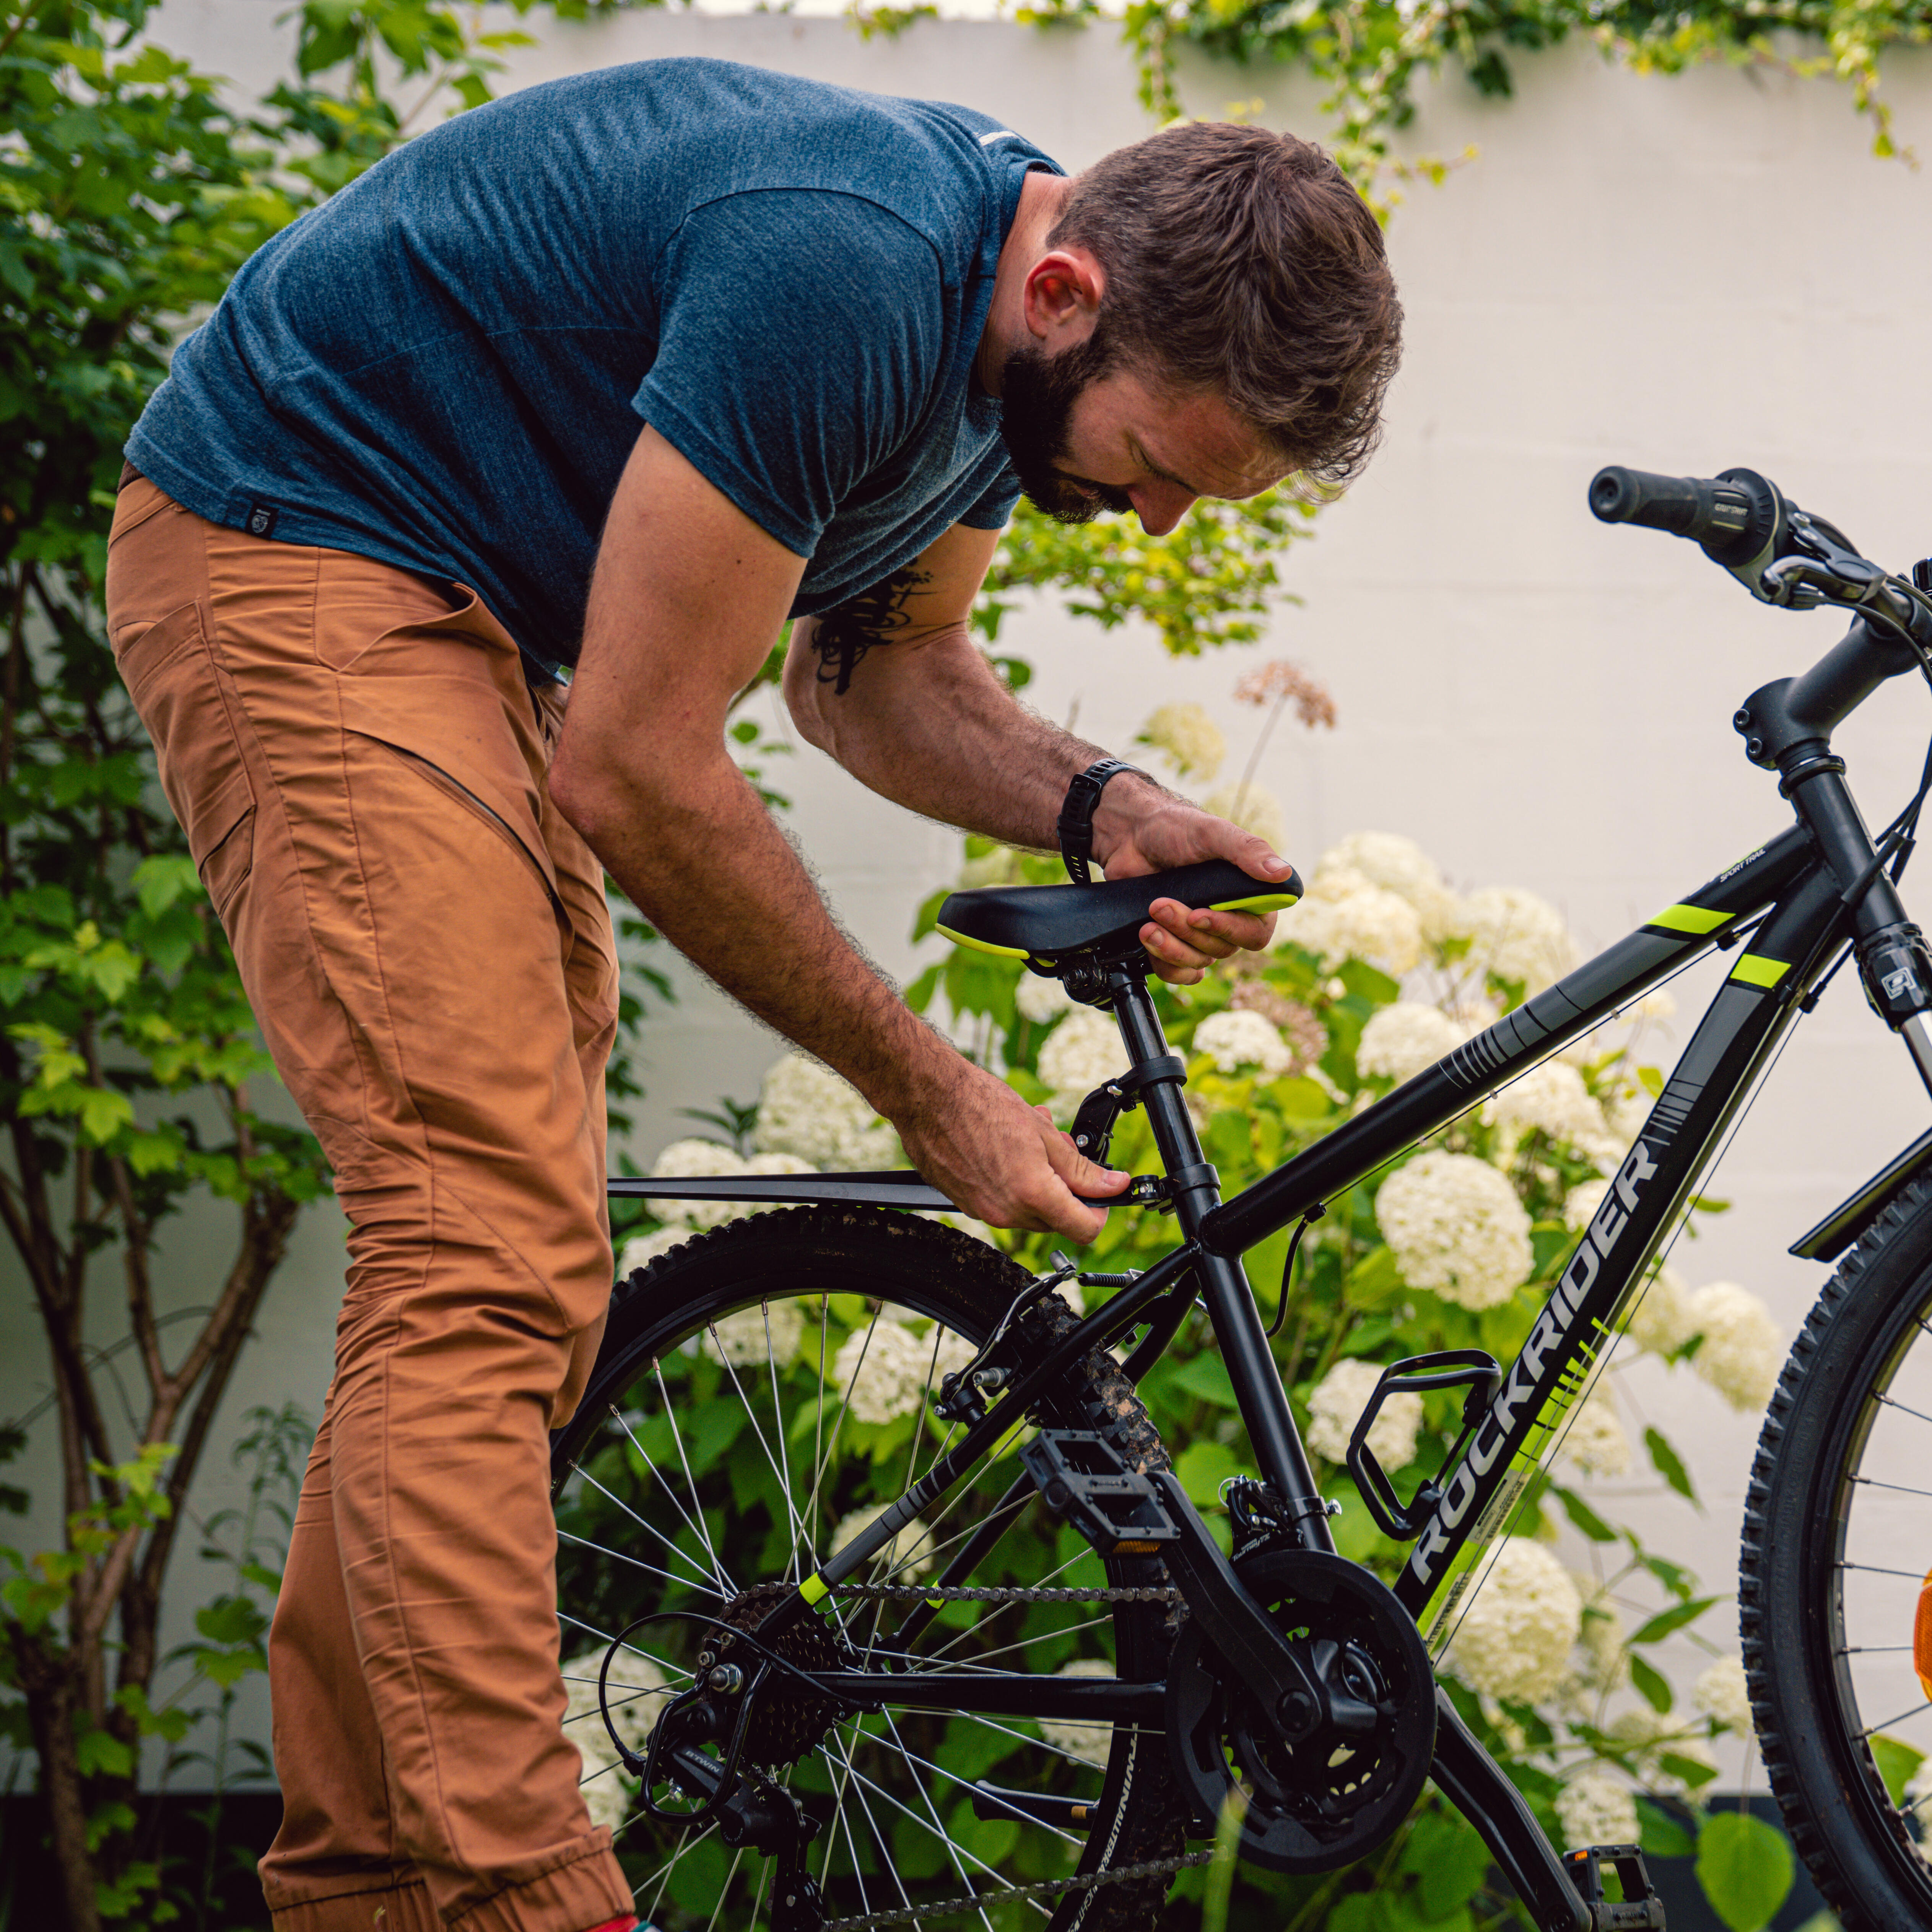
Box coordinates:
[1394,864,1848,1639]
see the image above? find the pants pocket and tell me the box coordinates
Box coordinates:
[115,600,258,919]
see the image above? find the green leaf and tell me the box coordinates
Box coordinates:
[1696,1811,1794,1932]
[1168,1354,1238,1408]
[1630,1596,1719,1646]
[1556,1485,1617,1543]
[1174,1440,1251,1506]
[1870,1731,1925,1809]
[1629,1652,1673,1714]
[1644,1426,1699,1504]
[1635,1796,1694,1859]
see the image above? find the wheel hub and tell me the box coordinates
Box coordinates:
[707,1581,844,1769]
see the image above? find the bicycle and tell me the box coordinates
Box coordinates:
[550,460,1932,1932]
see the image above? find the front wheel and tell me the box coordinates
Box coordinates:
[1742,1178,1932,1925]
[548,1207,1187,1932]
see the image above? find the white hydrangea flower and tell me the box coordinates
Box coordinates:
[1634,988,1677,1024]
[651,1137,749,1231]
[1601,1083,1651,1147]
[1140,702,1226,781]
[1317,832,1463,945]
[617,1225,689,1277]
[1555,1769,1639,1852]
[1016,973,1076,1024]
[1193,1009,1294,1077]
[1201,781,1290,854]
[1449,1538,1583,1703]
[1692,1658,1751,1734]
[702,1300,807,1370]
[1484,1062,1621,1169]
[1563,1178,1610,1233]
[1376,1150,1533,1311]
[562,1643,667,1835]
[1459,886,1576,994]
[830,1319,976,1426]
[754,1054,898,1170]
[1277,864,1425,975]
[829,1502,934,1582]
[1625,1262,1699,1356]
[1356,1003,1466,1085]
[1038,1658,1115,1768]
[1686,1282,1781,1412]
[1038,1008,1130,1118]
[1305,1356,1421,1469]
[1576,1592,1628,1691]
[1560,1396,1633,1479]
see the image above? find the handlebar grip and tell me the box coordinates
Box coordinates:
[1589,464,1780,569]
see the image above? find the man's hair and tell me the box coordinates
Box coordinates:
[1047,121,1402,491]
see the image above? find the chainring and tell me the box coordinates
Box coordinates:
[1164,1547,1436,1872]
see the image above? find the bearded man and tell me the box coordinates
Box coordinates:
[103,56,1400,1932]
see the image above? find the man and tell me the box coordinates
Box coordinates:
[104,55,1399,1932]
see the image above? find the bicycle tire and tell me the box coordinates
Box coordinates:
[1742,1177,1932,1925]
[549,1205,1187,1932]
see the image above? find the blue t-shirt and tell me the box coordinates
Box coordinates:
[127,59,1059,677]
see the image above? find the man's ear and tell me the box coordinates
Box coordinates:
[1020,245,1107,350]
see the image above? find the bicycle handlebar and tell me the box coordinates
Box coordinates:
[1588,464,1781,570]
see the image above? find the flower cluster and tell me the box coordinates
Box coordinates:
[1449,1537,1584,1703]
[1484,1062,1622,1170]
[1193,1008,1294,1077]
[1375,1150,1534,1310]
[1460,885,1576,993]
[1138,701,1226,781]
[1692,1657,1752,1733]
[1356,1001,1466,1085]
[1015,973,1076,1025]
[703,1300,806,1370]
[1684,1281,1781,1412]
[644,1139,814,1234]
[1274,864,1425,976]
[1202,780,1289,852]
[562,1643,666,1835]
[754,1053,899,1169]
[1037,1658,1115,1768]
[1304,1355,1421,1469]
[1037,1008,1130,1119]
[1559,1395,1633,1479]
[1623,1260,1698,1355]
[1318,831,1462,946]
[1233,657,1337,730]
[1555,1769,1639,1852]
[830,1502,934,1582]
[830,1319,976,1426]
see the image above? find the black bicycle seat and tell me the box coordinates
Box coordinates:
[935,859,1302,969]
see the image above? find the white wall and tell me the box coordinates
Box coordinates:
[7,0,1932,1781]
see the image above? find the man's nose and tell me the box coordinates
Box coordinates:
[1132,480,1197,536]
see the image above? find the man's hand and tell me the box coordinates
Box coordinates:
[1095,775,1295,985]
[894,1058,1130,1241]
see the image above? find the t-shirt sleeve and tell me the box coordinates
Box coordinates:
[960,465,1021,530]
[636,191,948,559]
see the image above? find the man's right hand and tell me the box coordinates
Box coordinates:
[892,1057,1130,1241]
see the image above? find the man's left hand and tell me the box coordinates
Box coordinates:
[1094,776,1294,985]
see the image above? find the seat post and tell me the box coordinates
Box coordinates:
[1100,963,1215,1227]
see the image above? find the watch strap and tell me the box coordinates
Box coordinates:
[1057,758,1143,885]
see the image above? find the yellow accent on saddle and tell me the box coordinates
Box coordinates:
[1649,903,1731,935]
[799,1572,830,1607]
[935,923,1028,959]
[1210,893,1301,915]
[1729,953,1791,989]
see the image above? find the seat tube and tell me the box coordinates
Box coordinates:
[1104,969,1337,1548]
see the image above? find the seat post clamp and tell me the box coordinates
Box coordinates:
[1057,760,1147,886]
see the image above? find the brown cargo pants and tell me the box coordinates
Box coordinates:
[104,474,634,1932]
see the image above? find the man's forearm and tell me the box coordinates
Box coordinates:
[789,619,1172,857]
[577,748,955,1120]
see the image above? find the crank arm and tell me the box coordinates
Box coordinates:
[1431,1689,1590,1932]
[1147,1469,1338,1734]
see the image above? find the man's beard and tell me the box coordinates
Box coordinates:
[997,333,1137,525]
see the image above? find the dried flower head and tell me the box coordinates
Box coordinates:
[1234,657,1338,730]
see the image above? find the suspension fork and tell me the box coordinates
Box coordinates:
[1100,965,1337,1551]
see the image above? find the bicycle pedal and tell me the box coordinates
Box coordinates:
[1020,1429,1178,1558]
[1563,1844,1667,1929]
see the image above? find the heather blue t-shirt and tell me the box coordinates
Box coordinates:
[127,60,1059,678]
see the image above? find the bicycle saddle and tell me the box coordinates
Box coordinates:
[935,858,1303,970]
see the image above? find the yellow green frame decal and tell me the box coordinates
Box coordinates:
[1648,903,1731,935]
[1729,953,1790,989]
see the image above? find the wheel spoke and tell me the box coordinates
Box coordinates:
[648,1366,737,1595]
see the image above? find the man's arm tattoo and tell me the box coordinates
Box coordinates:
[812,566,932,696]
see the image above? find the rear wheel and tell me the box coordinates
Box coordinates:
[549,1207,1187,1931]
[1742,1178,1932,1925]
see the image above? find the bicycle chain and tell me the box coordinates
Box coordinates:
[807,1577,1197,1932]
[817,1852,1216,1932]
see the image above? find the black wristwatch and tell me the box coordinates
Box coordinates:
[1057,758,1145,885]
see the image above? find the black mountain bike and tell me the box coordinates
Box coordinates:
[551,463,1932,1932]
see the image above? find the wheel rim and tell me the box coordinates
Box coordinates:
[550,1243,1169,1932]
